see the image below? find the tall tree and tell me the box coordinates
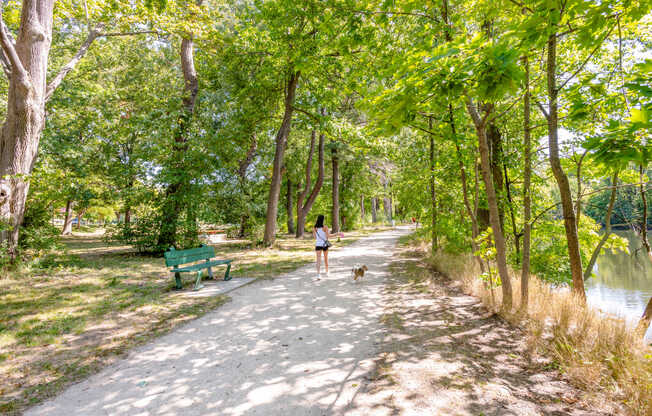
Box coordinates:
[429,116,438,252]
[542,30,586,301]
[0,1,156,257]
[263,70,299,245]
[467,100,514,311]
[157,23,201,249]
[296,130,325,237]
[331,144,340,233]
[521,55,532,311]
[286,179,295,235]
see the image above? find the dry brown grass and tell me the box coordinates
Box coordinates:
[413,242,652,415]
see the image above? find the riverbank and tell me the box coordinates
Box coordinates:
[584,229,652,341]
[408,237,652,415]
[349,242,624,415]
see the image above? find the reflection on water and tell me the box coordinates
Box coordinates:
[585,230,652,340]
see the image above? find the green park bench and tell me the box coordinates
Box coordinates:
[164,245,233,290]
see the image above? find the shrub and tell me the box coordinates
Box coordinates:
[105,210,200,254]
[13,199,62,264]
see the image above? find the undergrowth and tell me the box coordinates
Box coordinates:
[404,236,652,415]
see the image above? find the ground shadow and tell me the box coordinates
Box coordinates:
[25,230,409,416]
[345,248,621,416]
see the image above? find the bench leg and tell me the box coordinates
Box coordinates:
[194,270,204,291]
[207,266,214,280]
[224,263,232,281]
[174,272,182,290]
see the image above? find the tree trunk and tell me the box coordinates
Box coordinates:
[383,196,391,222]
[331,145,340,233]
[504,164,520,259]
[0,1,55,257]
[487,123,505,231]
[639,165,651,258]
[429,116,437,252]
[236,134,258,238]
[360,195,365,223]
[635,167,652,337]
[157,37,199,250]
[451,105,483,272]
[521,55,532,312]
[62,200,73,235]
[296,130,316,237]
[583,172,619,281]
[371,197,378,223]
[637,296,652,336]
[546,34,586,302]
[76,213,82,230]
[296,130,325,237]
[467,98,513,311]
[286,179,294,235]
[0,1,135,256]
[263,71,300,246]
[124,176,134,227]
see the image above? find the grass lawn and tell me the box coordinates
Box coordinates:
[0,227,388,414]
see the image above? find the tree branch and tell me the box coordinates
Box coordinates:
[407,122,437,136]
[557,21,617,91]
[535,98,549,119]
[583,171,619,280]
[45,28,162,102]
[101,30,161,37]
[352,9,441,23]
[505,0,533,13]
[45,29,101,102]
[0,14,29,89]
[531,179,649,227]
[465,97,483,128]
[0,47,10,78]
[488,93,523,123]
[292,106,320,122]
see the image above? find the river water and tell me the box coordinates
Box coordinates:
[585,230,652,340]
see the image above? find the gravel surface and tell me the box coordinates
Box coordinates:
[27,227,620,416]
[27,227,410,416]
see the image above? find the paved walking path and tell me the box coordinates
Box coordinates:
[28,227,410,416]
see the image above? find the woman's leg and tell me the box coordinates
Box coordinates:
[315,250,322,274]
[323,249,329,274]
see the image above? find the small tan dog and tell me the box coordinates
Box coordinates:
[352,264,368,281]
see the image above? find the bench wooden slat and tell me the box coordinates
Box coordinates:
[164,245,213,258]
[164,246,215,267]
[172,259,232,273]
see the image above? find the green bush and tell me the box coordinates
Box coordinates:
[105,216,162,253]
[524,216,628,285]
[105,210,200,254]
[19,199,62,258]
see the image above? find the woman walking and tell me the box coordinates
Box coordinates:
[313,214,330,276]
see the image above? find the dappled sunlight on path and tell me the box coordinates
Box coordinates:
[27,228,410,416]
[346,249,623,416]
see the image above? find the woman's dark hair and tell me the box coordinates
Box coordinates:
[314,214,325,228]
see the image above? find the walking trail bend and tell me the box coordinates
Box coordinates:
[28,227,612,416]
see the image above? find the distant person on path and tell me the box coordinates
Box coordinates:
[313,214,330,276]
